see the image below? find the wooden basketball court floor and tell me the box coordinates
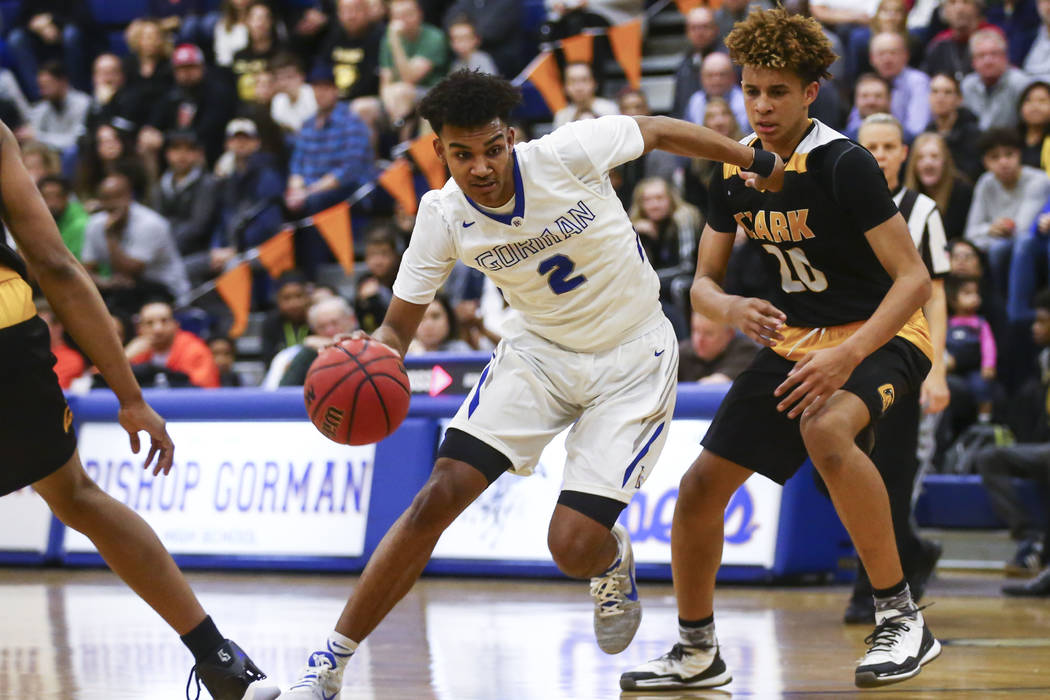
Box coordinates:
[0,568,1048,700]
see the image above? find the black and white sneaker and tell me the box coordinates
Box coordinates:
[620,643,732,691]
[186,639,280,700]
[854,606,941,688]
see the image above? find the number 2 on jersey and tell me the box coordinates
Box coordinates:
[761,244,828,293]
[538,254,587,294]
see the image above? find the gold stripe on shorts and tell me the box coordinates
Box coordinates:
[771,309,933,362]
[0,265,36,330]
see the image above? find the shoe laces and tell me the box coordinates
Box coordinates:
[590,570,628,617]
[863,604,930,654]
[662,643,708,661]
[290,655,337,690]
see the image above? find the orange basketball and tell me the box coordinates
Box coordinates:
[303,338,411,445]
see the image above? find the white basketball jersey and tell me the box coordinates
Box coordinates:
[393,115,663,352]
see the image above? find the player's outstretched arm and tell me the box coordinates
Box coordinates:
[633,115,785,192]
[367,295,429,358]
[0,121,173,474]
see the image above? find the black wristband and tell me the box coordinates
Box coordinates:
[750,148,776,178]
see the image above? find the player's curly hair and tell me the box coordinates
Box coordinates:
[417,69,522,134]
[724,8,837,84]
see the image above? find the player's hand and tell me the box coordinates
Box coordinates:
[726,296,786,347]
[774,346,859,420]
[118,397,174,476]
[742,152,785,193]
[920,372,950,414]
[981,365,996,380]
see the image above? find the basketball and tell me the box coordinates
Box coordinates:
[303,337,411,445]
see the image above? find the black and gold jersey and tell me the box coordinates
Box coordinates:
[709,119,900,328]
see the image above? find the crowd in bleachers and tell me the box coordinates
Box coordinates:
[5,2,1050,481]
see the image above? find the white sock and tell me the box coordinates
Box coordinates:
[325,630,358,673]
[600,530,626,575]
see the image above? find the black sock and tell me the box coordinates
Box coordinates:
[181,615,225,663]
[872,578,908,599]
[678,614,714,628]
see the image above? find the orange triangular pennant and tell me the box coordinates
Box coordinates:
[524,51,567,115]
[409,134,448,191]
[609,19,643,90]
[313,201,354,275]
[215,262,252,338]
[561,33,593,64]
[257,228,295,279]
[379,159,419,215]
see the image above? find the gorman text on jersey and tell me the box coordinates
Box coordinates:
[473,200,596,271]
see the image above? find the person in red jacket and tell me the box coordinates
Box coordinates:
[125,299,219,388]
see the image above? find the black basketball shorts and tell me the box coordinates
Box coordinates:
[701,337,931,484]
[0,316,78,496]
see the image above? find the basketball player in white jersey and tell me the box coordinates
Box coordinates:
[277,69,785,699]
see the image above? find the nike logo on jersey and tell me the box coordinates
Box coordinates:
[462,221,476,228]
[654,349,665,357]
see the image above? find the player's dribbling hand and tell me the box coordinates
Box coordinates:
[118,398,174,476]
[727,297,786,347]
[331,330,400,358]
[774,346,859,419]
[742,152,785,193]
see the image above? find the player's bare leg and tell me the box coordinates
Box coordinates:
[33,452,278,700]
[800,390,940,687]
[620,451,747,690]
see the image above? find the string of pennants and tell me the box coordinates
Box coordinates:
[203,0,680,336]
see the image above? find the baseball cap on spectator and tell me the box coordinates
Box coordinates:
[225,118,258,138]
[165,129,200,147]
[307,63,336,85]
[172,44,204,67]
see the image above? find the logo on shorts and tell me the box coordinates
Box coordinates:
[63,405,73,433]
[878,383,895,414]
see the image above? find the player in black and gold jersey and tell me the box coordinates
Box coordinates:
[622,9,941,691]
[0,121,278,700]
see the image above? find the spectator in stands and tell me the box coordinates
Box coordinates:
[123,19,175,128]
[963,28,1033,130]
[319,0,384,102]
[865,31,930,138]
[1020,81,1050,175]
[948,237,1010,344]
[76,122,152,206]
[945,274,999,423]
[685,52,749,136]
[985,0,1041,68]
[442,0,522,77]
[925,72,982,180]
[233,66,289,173]
[380,0,449,98]
[670,7,722,119]
[922,0,989,82]
[75,122,153,207]
[82,173,190,312]
[552,62,619,129]
[614,88,683,206]
[25,62,90,155]
[354,227,399,332]
[145,44,239,166]
[286,64,375,217]
[278,295,359,385]
[966,128,1050,301]
[125,300,220,388]
[678,310,759,383]
[35,297,85,390]
[39,175,88,261]
[447,16,498,75]
[1025,0,1050,78]
[148,0,217,48]
[214,0,253,67]
[845,73,894,141]
[905,132,975,240]
[86,55,142,136]
[231,3,286,103]
[282,0,334,59]
[152,131,219,286]
[407,294,472,355]
[975,289,1050,586]
[682,96,745,214]
[848,0,923,80]
[212,118,284,273]
[207,335,243,387]
[271,53,317,133]
[19,141,61,182]
[261,272,311,366]
[629,177,700,336]
[7,2,92,100]
[0,67,29,130]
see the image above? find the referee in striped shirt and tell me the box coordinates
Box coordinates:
[844,113,952,623]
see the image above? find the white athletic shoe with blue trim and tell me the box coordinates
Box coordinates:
[277,651,343,700]
[590,523,641,654]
